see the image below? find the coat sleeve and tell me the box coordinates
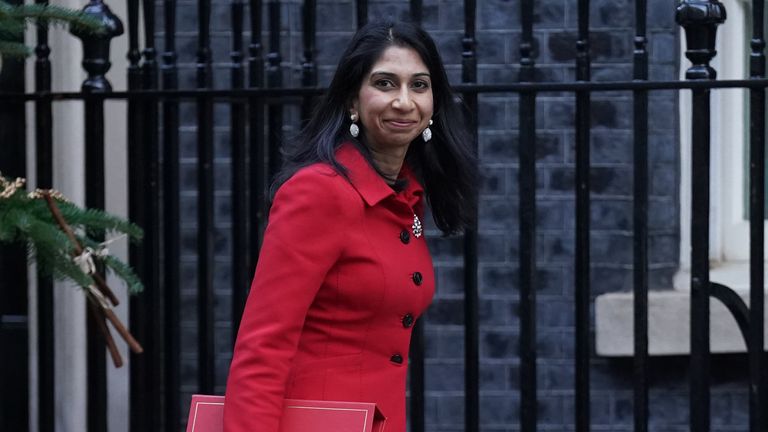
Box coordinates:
[223,168,351,432]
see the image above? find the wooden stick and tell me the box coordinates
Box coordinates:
[41,190,144,360]
[103,307,144,354]
[86,293,124,367]
[42,192,120,306]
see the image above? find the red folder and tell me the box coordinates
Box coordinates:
[186,394,387,432]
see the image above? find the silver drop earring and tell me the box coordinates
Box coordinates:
[349,113,360,138]
[422,119,433,142]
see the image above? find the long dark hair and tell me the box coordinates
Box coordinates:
[272,20,477,235]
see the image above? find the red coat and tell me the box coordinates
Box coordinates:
[224,143,435,432]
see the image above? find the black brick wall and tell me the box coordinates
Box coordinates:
[164,0,751,429]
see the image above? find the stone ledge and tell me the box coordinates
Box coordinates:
[595,289,768,357]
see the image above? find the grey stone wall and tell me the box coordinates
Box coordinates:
[167,0,751,430]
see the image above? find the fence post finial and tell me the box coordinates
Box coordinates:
[676,0,727,80]
[70,0,125,92]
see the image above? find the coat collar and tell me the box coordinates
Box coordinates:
[335,142,424,209]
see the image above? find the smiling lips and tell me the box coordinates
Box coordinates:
[386,119,418,129]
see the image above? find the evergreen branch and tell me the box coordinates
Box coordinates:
[0,2,103,32]
[57,202,143,241]
[0,40,30,57]
[103,255,144,294]
[0,18,24,38]
[0,174,144,295]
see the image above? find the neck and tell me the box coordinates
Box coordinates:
[366,145,407,183]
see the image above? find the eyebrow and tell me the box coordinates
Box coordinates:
[370,71,431,79]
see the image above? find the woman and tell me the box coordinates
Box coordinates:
[224,21,476,432]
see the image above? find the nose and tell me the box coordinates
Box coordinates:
[392,87,414,110]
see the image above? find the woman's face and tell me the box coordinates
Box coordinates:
[352,45,434,153]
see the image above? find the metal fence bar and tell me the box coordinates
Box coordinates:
[231,0,249,342]
[266,0,283,179]
[161,0,181,427]
[748,0,766,430]
[248,0,266,273]
[461,0,479,430]
[127,0,152,425]
[300,0,317,122]
[409,0,422,25]
[69,1,124,429]
[632,1,649,431]
[408,320,425,432]
[676,2,726,431]
[518,0,537,430]
[196,0,216,395]
[33,0,54,428]
[139,0,165,424]
[574,0,592,430]
[356,0,367,28]
[84,93,108,432]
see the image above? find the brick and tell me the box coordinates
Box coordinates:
[427,235,464,262]
[648,0,677,30]
[537,199,566,230]
[650,234,678,265]
[537,395,564,425]
[479,167,508,196]
[425,361,464,391]
[648,100,677,131]
[479,265,517,295]
[479,197,518,231]
[479,298,512,326]
[481,329,518,359]
[437,328,465,359]
[435,265,465,296]
[479,362,508,391]
[538,361,573,390]
[592,99,633,130]
[426,298,465,325]
[534,0,567,29]
[590,0,633,29]
[592,233,633,265]
[536,232,575,265]
[478,233,509,263]
[592,64,632,82]
[480,394,519,425]
[538,300,575,328]
[316,3,355,32]
[648,390,689,427]
[591,166,633,196]
[477,32,510,64]
[435,395,465,427]
[480,132,517,163]
[368,2,411,22]
[650,163,677,196]
[478,0,520,31]
[591,199,632,231]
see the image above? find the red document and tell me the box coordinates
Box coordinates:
[186,394,386,432]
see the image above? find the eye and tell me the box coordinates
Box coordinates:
[374,79,396,88]
[412,80,431,91]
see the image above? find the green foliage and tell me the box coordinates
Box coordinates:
[0,175,144,294]
[0,0,104,59]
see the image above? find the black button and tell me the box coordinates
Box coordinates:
[402,313,414,328]
[400,230,410,244]
[390,354,403,364]
[412,272,423,286]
